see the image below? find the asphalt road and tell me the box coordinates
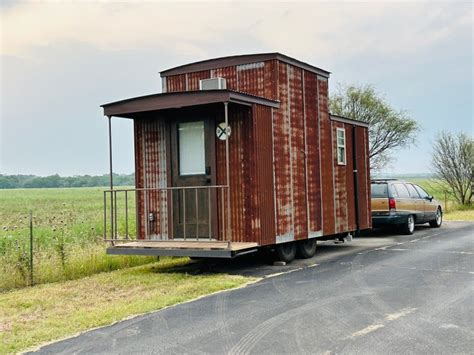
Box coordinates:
[32,221,474,354]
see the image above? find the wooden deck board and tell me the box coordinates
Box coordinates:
[112,241,259,251]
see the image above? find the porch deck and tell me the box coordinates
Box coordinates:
[107,240,259,258]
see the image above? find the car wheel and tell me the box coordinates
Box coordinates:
[275,242,297,263]
[296,239,317,259]
[401,214,415,235]
[429,207,442,228]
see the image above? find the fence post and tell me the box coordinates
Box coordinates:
[29,210,34,286]
[444,191,448,213]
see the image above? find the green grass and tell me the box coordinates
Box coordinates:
[0,187,151,291]
[398,177,474,221]
[0,257,254,354]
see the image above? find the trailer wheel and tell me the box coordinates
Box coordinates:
[275,242,297,263]
[296,239,317,259]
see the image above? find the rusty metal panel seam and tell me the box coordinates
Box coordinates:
[271,107,277,244]
[331,120,337,233]
[317,76,323,233]
[302,70,310,238]
[287,64,295,239]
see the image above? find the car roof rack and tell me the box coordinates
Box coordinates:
[371,178,399,181]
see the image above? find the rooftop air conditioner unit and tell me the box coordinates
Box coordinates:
[199,77,227,91]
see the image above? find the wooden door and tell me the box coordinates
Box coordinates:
[170,118,216,239]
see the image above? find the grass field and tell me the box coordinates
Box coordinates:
[0,187,151,291]
[0,181,471,291]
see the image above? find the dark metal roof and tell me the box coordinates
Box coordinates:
[330,114,369,128]
[101,90,280,118]
[160,53,330,78]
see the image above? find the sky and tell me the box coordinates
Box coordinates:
[0,0,472,176]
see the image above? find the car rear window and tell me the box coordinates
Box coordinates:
[371,183,388,198]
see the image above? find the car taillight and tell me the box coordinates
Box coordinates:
[389,197,396,210]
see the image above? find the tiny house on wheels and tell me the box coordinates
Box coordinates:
[101,53,371,262]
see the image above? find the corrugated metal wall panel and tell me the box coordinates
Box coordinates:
[166,74,186,92]
[236,62,265,97]
[304,72,321,233]
[186,70,211,91]
[318,77,336,236]
[134,118,169,239]
[345,125,356,231]
[273,62,293,241]
[251,104,276,245]
[288,66,307,240]
[211,67,238,90]
[356,126,371,229]
[215,105,250,242]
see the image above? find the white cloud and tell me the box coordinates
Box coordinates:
[1,1,471,63]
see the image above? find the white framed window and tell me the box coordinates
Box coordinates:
[178,121,205,175]
[336,128,346,165]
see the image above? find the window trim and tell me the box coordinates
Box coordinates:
[336,127,346,165]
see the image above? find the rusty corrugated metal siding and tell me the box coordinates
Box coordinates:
[215,105,247,242]
[357,125,371,229]
[134,118,169,239]
[318,77,336,236]
[157,56,371,245]
[304,71,322,234]
[251,104,276,245]
[288,66,307,240]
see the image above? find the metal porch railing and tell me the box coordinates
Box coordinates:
[103,186,230,244]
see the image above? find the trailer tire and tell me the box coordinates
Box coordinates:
[296,239,317,259]
[275,242,297,263]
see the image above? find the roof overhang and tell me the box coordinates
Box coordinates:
[330,114,369,128]
[101,90,280,118]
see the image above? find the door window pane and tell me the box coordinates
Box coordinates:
[406,184,421,198]
[178,121,205,175]
[414,185,429,198]
[393,183,410,198]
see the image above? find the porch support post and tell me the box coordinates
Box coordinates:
[224,102,232,242]
[107,115,114,244]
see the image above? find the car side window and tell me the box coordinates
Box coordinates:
[393,183,410,198]
[389,184,399,197]
[406,184,421,198]
[414,185,429,199]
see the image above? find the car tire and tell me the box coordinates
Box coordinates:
[296,239,317,259]
[401,214,415,235]
[275,242,297,263]
[429,207,443,228]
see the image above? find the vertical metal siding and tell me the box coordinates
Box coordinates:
[251,104,276,245]
[158,58,372,245]
[288,66,307,240]
[215,105,249,242]
[134,118,168,239]
[345,125,356,231]
[186,70,211,90]
[318,77,336,236]
[304,72,321,233]
[166,74,186,92]
[273,62,293,241]
[356,126,371,230]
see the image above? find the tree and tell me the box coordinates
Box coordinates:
[431,131,473,205]
[330,84,419,171]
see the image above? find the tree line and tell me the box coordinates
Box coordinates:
[0,173,135,189]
